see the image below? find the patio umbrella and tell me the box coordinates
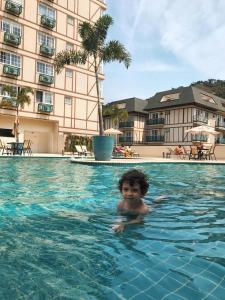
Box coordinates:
[104,128,123,146]
[185,125,220,144]
[185,125,220,135]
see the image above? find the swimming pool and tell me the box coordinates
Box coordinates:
[0,158,225,299]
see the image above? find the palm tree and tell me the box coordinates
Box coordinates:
[103,104,128,128]
[0,85,34,142]
[54,14,131,135]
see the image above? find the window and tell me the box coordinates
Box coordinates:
[0,51,21,68]
[38,32,54,47]
[1,19,22,36]
[37,62,53,75]
[161,93,180,102]
[65,97,72,105]
[65,69,73,78]
[67,16,74,25]
[38,4,55,19]
[200,93,216,104]
[117,103,126,109]
[36,91,53,104]
[66,42,73,50]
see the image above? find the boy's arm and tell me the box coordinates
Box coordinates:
[113,214,144,233]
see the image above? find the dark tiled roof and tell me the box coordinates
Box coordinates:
[145,86,225,112]
[105,97,148,114]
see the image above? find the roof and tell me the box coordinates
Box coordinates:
[145,86,225,112]
[105,97,148,114]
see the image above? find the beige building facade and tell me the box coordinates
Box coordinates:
[104,87,225,146]
[0,0,106,153]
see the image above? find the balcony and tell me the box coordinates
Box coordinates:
[146,118,165,126]
[119,137,133,143]
[39,74,54,85]
[38,103,53,113]
[1,97,17,108]
[4,32,21,46]
[3,64,20,76]
[216,121,225,130]
[216,137,225,144]
[41,15,56,29]
[146,135,165,143]
[193,115,208,124]
[192,135,208,142]
[119,121,134,128]
[40,44,54,57]
[5,0,22,16]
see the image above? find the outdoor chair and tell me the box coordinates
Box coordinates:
[75,145,85,156]
[0,139,12,155]
[204,145,216,160]
[81,145,93,157]
[23,140,32,156]
[189,146,199,160]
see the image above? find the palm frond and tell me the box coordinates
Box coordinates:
[94,15,113,45]
[2,85,17,97]
[102,41,131,68]
[54,50,87,74]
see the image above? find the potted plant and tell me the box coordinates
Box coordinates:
[54,14,131,160]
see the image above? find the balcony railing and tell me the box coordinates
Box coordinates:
[38,103,53,113]
[192,135,208,142]
[216,137,225,144]
[119,121,134,128]
[146,135,165,142]
[216,121,225,129]
[3,64,20,76]
[4,32,21,46]
[119,137,133,143]
[40,44,54,57]
[5,0,22,16]
[146,118,165,125]
[193,115,208,124]
[41,15,56,29]
[39,74,54,85]
[1,97,17,108]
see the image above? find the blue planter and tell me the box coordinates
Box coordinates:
[92,135,114,161]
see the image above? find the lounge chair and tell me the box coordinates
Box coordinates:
[81,145,93,157]
[75,145,85,156]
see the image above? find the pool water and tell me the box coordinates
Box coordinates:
[0,158,225,300]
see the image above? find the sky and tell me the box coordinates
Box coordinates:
[104,0,225,103]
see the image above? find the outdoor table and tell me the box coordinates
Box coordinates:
[7,142,24,155]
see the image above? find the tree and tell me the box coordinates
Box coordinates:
[0,85,34,142]
[103,104,128,127]
[54,14,131,135]
[191,79,225,99]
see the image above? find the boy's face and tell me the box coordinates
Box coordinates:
[121,182,142,201]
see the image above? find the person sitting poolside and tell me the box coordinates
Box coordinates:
[175,145,184,155]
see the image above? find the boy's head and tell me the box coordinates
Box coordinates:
[118,169,149,197]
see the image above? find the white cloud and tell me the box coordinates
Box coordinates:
[108,0,225,78]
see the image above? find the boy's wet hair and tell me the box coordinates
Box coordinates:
[118,169,149,196]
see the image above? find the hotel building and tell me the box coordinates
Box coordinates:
[0,0,106,153]
[104,86,225,146]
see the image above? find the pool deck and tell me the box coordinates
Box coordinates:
[70,156,225,165]
[1,154,225,165]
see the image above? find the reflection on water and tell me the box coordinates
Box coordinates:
[0,159,225,299]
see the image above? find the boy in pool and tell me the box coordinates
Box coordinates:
[112,169,150,233]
